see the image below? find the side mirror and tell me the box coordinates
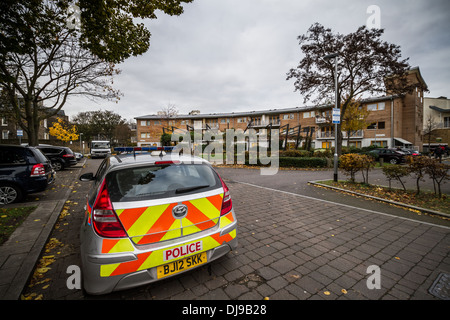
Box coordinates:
[79,172,95,181]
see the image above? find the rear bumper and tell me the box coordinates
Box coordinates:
[80,211,237,295]
[23,172,55,194]
[90,152,110,158]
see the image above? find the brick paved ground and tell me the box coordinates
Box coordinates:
[19,160,450,301]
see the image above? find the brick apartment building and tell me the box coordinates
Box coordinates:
[136,67,428,151]
[422,96,450,151]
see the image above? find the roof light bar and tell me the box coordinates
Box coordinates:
[114,146,174,153]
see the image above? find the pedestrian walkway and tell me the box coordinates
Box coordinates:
[2,162,449,300]
[0,161,85,300]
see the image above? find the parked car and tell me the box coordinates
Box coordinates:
[78,148,237,295]
[398,148,420,156]
[35,145,77,171]
[0,145,55,204]
[75,152,83,161]
[369,148,406,164]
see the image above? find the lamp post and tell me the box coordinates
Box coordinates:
[79,133,83,155]
[323,52,340,182]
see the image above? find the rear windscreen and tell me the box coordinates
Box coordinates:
[106,163,222,202]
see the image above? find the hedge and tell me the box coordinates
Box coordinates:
[245,156,328,168]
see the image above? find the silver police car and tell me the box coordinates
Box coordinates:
[79,148,237,295]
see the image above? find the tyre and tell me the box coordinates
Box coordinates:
[53,161,63,171]
[389,158,398,164]
[0,183,23,204]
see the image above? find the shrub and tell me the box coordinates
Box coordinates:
[382,165,410,191]
[406,155,430,194]
[313,149,332,158]
[246,156,328,168]
[279,157,328,168]
[425,160,449,198]
[339,153,375,183]
[279,150,312,157]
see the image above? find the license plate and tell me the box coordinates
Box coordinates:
[157,252,207,279]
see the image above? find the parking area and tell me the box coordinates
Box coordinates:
[12,158,450,300]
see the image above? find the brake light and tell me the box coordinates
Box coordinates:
[155,161,180,165]
[63,154,74,158]
[220,177,232,216]
[92,180,127,238]
[30,163,46,177]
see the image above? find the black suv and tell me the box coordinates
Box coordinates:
[36,145,77,171]
[369,148,406,164]
[0,145,55,204]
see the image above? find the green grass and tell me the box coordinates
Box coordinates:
[0,206,36,245]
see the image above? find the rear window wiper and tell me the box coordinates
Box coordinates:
[176,184,210,194]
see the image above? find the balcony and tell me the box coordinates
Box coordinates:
[248,120,280,128]
[342,130,364,139]
[316,130,364,139]
[315,116,328,124]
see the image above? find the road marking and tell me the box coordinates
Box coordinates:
[233,181,450,230]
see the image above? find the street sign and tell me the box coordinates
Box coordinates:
[17,130,23,137]
[332,108,340,124]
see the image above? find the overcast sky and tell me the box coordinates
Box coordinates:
[64,0,450,122]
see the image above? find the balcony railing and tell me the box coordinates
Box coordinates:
[248,120,280,128]
[316,130,364,139]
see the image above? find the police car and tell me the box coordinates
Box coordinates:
[79,147,237,295]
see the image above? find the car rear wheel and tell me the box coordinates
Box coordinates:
[389,158,398,164]
[0,183,23,204]
[53,161,63,171]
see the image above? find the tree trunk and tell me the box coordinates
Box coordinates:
[23,99,40,146]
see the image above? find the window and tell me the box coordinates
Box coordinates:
[237,118,246,123]
[367,121,385,129]
[282,114,294,120]
[303,111,315,118]
[1,118,7,126]
[367,102,385,111]
[322,141,331,149]
[154,120,161,125]
[251,117,261,125]
[370,140,387,147]
[106,163,221,202]
[141,120,146,126]
[2,130,9,139]
[269,115,279,124]
[444,117,450,128]
[0,148,26,164]
[348,141,362,148]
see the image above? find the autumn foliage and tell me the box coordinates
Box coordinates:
[339,153,375,183]
[49,118,79,142]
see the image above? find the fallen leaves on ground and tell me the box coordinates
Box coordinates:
[21,238,63,300]
[318,181,450,216]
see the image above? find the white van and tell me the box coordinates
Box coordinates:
[90,140,111,158]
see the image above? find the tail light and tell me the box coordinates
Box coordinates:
[155,161,180,165]
[63,154,74,158]
[30,163,46,177]
[219,177,232,216]
[92,180,127,238]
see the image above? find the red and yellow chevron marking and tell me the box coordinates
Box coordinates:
[101,239,134,254]
[114,193,223,245]
[100,226,236,277]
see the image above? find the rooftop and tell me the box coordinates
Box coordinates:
[135,95,400,120]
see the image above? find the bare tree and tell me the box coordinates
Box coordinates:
[0,1,120,145]
[287,23,418,155]
[423,114,438,154]
[158,104,180,128]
